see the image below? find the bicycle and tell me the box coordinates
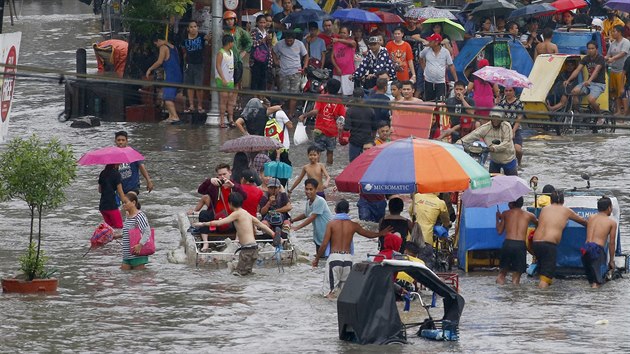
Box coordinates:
[433,225,454,272]
[553,87,616,135]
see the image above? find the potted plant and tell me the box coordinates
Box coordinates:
[0,135,76,293]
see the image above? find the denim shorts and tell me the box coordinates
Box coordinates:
[489,158,518,176]
[575,82,605,100]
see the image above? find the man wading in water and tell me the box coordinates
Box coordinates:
[532,191,587,288]
[195,193,275,276]
[582,196,617,288]
[312,200,391,298]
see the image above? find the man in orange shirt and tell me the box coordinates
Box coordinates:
[386,27,416,83]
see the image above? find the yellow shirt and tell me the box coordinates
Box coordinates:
[396,255,425,285]
[603,18,624,38]
[409,193,450,244]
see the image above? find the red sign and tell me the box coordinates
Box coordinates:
[390,102,433,140]
[1,46,17,122]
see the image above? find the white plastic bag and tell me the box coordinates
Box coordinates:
[293,121,309,146]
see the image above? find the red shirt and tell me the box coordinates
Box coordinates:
[314,95,346,137]
[318,32,337,50]
[240,184,263,217]
[385,41,413,81]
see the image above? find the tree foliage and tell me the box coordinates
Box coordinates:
[0,135,77,280]
[124,0,193,36]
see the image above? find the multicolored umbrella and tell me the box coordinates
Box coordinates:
[335,138,492,194]
[77,146,144,165]
[473,66,533,88]
[605,0,630,13]
[462,175,531,208]
[420,18,465,42]
[550,0,587,13]
[220,135,284,153]
[374,11,405,24]
[508,3,557,19]
[331,9,382,23]
[404,6,457,21]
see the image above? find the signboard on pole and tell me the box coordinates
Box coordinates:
[390,102,433,140]
[0,32,22,143]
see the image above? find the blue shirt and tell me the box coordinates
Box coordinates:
[304,37,326,61]
[119,161,143,193]
[305,195,332,245]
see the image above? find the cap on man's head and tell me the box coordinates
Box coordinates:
[268,178,281,187]
[427,33,443,42]
[592,18,603,28]
[489,107,504,118]
[368,36,380,44]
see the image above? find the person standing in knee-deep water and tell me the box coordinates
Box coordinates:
[99,164,128,234]
[121,193,151,270]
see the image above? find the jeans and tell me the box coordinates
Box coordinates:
[489,158,518,176]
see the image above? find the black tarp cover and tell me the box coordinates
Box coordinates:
[337,260,465,345]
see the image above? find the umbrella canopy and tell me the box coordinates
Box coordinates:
[220,135,284,153]
[421,18,465,41]
[405,6,457,20]
[462,175,531,208]
[550,0,587,13]
[281,9,327,24]
[331,8,382,23]
[473,65,533,88]
[335,138,492,194]
[374,11,405,24]
[508,3,557,19]
[470,0,518,19]
[461,1,484,13]
[78,146,144,166]
[264,161,293,179]
[605,0,630,13]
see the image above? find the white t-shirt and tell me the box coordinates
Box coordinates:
[275,110,291,150]
[419,47,453,84]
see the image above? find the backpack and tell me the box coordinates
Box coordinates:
[247,107,268,136]
[264,112,285,144]
[253,44,269,63]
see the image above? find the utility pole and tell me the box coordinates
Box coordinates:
[0,0,5,34]
[205,0,222,126]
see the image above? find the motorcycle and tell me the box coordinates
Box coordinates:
[301,59,330,125]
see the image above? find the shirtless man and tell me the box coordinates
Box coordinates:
[582,196,617,288]
[195,193,274,276]
[532,191,588,288]
[399,80,424,103]
[496,197,538,285]
[288,146,330,198]
[534,27,558,59]
[312,200,391,298]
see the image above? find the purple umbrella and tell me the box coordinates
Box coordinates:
[604,0,630,13]
[462,175,531,208]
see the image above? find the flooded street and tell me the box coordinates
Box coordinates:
[1,2,630,352]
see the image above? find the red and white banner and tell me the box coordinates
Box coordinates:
[0,32,21,143]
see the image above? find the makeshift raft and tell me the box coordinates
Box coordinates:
[176,212,297,268]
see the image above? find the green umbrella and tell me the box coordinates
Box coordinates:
[421,18,465,42]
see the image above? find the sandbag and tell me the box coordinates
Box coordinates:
[293,121,309,145]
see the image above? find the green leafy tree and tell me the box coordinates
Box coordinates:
[0,135,77,280]
[124,0,193,36]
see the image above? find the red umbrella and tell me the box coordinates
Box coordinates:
[374,11,405,24]
[550,0,587,13]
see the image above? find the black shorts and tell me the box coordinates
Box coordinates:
[197,209,214,234]
[499,239,527,273]
[581,242,606,285]
[532,241,557,281]
[513,128,523,146]
[423,81,446,102]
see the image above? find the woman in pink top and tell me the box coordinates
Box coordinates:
[467,58,499,121]
[331,26,357,96]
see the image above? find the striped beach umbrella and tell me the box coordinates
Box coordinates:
[336,137,492,194]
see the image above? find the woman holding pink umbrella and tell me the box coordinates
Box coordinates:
[98,164,128,233]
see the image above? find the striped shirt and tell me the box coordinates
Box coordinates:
[122,211,150,260]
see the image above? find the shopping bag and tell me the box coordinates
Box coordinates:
[293,121,309,146]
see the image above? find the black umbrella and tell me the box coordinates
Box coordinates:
[508,3,556,20]
[281,9,327,24]
[470,0,518,19]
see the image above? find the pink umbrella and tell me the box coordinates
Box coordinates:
[472,66,533,88]
[77,146,144,165]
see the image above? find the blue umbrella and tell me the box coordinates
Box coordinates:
[282,9,327,24]
[331,8,382,23]
[508,3,556,19]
